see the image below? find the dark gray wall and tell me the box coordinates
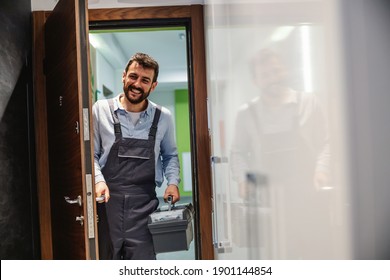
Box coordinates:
[0,0,40,259]
[341,0,390,259]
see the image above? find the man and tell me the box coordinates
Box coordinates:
[231,48,330,194]
[93,53,180,260]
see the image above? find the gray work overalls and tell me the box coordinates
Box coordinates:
[251,93,331,258]
[97,99,161,260]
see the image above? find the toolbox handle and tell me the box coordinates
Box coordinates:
[167,195,173,211]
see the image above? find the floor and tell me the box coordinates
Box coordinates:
[156,241,195,260]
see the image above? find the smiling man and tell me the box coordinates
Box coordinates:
[93,53,180,260]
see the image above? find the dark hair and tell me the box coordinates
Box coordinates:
[124,53,159,82]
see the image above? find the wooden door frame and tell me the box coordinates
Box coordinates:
[32,5,213,260]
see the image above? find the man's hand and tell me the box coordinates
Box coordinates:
[238,182,249,200]
[314,171,330,191]
[163,184,180,204]
[95,181,110,203]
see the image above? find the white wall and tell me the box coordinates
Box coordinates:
[95,50,116,100]
[338,0,390,259]
[31,0,204,11]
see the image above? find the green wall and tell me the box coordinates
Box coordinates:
[175,89,192,196]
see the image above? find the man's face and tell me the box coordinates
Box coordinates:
[254,56,288,96]
[122,62,157,104]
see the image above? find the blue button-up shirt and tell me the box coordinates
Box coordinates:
[93,94,180,188]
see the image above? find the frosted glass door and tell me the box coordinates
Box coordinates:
[205,0,352,260]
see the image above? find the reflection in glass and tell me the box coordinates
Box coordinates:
[230,48,332,259]
[205,0,350,259]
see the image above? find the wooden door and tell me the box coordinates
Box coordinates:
[34,4,211,260]
[44,0,97,259]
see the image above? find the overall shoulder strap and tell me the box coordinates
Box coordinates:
[107,99,122,136]
[148,105,162,139]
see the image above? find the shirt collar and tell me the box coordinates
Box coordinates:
[113,94,124,111]
[113,93,154,118]
[260,89,298,106]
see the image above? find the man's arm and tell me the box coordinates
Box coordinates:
[309,95,331,190]
[160,109,181,203]
[93,102,110,202]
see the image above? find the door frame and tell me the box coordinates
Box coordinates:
[32,5,213,260]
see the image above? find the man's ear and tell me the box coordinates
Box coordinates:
[122,70,126,83]
[150,81,158,92]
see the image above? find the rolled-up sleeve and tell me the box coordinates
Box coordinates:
[92,102,105,184]
[160,110,180,187]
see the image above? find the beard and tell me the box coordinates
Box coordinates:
[123,84,151,104]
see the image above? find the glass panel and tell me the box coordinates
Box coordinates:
[205,0,351,259]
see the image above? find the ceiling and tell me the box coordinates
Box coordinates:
[31,0,204,11]
[89,28,189,88]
